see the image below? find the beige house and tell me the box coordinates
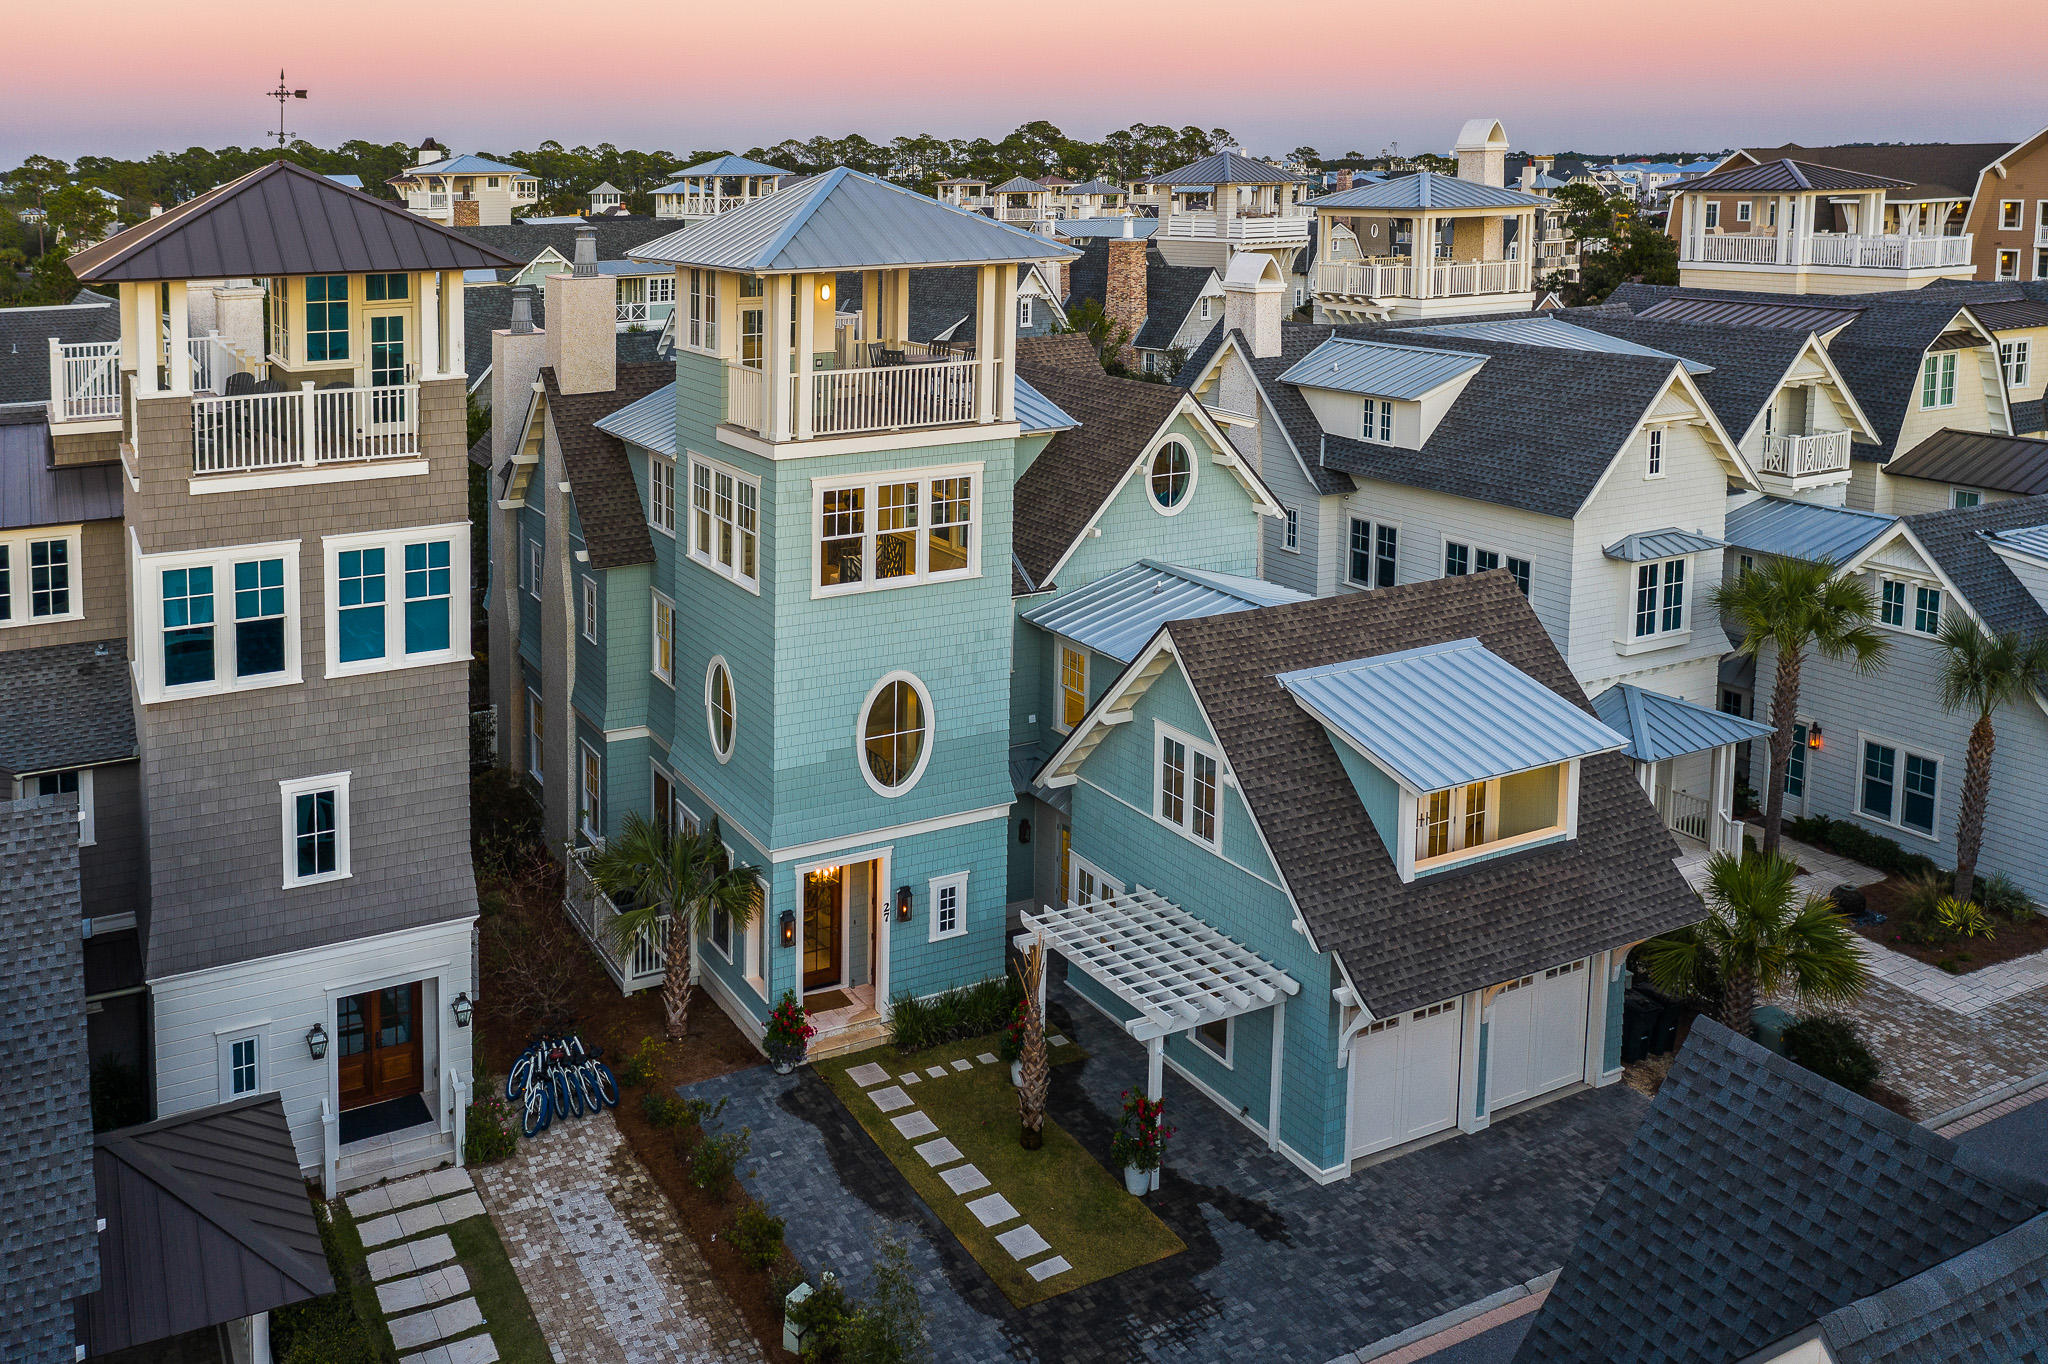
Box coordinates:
[388,145,540,227]
[1145,151,1312,274]
[652,156,792,224]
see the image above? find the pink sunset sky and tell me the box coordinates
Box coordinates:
[3,0,2038,163]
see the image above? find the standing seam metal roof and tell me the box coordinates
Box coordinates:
[1311,172,1552,211]
[1013,375,1080,435]
[1150,151,1306,186]
[1723,495,1896,564]
[1278,637,1627,791]
[663,155,792,183]
[1020,559,1307,662]
[1590,683,1770,764]
[591,380,678,456]
[1412,317,1714,373]
[1673,158,1912,195]
[1602,528,1725,561]
[1276,335,1487,400]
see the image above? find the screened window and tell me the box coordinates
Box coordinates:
[688,455,759,589]
[1633,558,1686,638]
[816,470,977,593]
[304,275,349,362]
[861,674,930,795]
[1921,352,1957,409]
[1149,442,1192,510]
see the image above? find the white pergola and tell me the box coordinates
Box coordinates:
[1016,886,1299,1188]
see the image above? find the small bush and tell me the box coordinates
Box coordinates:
[471,769,545,873]
[1790,817,1942,881]
[1936,896,1996,942]
[1980,873,2035,922]
[618,1034,670,1088]
[692,1126,752,1197]
[729,1200,786,1270]
[641,1092,687,1128]
[1894,870,1954,947]
[464,1092,517,1164]
[1784,1015,1880,1094]
[788,1274,852,1364]
[885,975,1025,1054]
[272,1205,378,1364]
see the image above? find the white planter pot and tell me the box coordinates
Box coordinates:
[1010,1060,1023,1088]
[1123,1165,1150,1196]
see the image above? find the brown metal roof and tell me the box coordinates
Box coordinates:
[1677,159,1911,196]
[1740,142,2012,200]
[68,160,518,284]
[1635,296,1865,333]
[1970,299,2048,333]
[1886,429,2048,496]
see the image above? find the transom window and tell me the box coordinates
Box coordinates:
[365,273,408,302]
[279,772,349,888]
[324,526,468,677]
[1633,557,1687,639]
[145,542,300,699]
[651,592,675,684]
[1058,643,1088,731]
[0,530,81,627]
[817,468,978,594]
[1154,722,1220,849]
[304,275,349,362]
[706,657,736,761]
[860,672,933,796]
[1860,739,1939,837]
[1149,442,1193,511]
[1920,352,1957,410]
[1348,518,1397,589]
[1879,577,1941,634]
[2001,339,2031,390]
[649,454,676,535]
[689,455,760,590]
[1361,398,1393,444]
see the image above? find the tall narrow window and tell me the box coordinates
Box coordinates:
[928,477,971,574]
[1154,723,1222,848]
[163,566,216,686]
[1860,741,1896,822]
[875,481,919,579]
[1375,524,1398,588]
[819,486,865,587]
[1646,428,1663,477]
[650,455,676,534]
[304,275,349,361]
[1348,519,1374,587]
[1190,749,1218,845]
[1362,398,1393,443]
[404,541,452,655]
[0,543,10,621]
[526,689,544,783]
[1661,558,1686,633]
[1634,559,1687,639]
[228,1037,259,1096]
[234,557,286,677]
[1914,585,1941,635]
[1921,352,1956,409]
[1902,753,1939,835]
[1786,722,1807,796]
[706,658,736,760]
[281,773,349,888]
[1058,644,1088,731]
[1283,508,1299,551]
[1159,735,1186,825]
[337,548,386,663]
[579,744,603,840]
[1422,788,1452,859]
[1506,556,1532,596]
[651,593,674,683]
[580,576,598,643]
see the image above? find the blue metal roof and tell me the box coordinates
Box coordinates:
[1723,496,1895,565]
[1277,336,1486,400]
[1014,376,1079,435]
[629,167,1078,273]
[1151,152,1305,186]
[1278,638,1627,793]
[1020,560,1307,663]
[662,155,792,184]
[592,381,677,456]
[991,176,1046,194]
[1060,179,1125,196]
[406,154,530,177]
[1989,524,2048,564]
[1604,528,1726,562]
[1312,172,1553,212]
[1411,318,1713,375]
[1590,684,1771,763]
[1056,218,1158,240]
[324,174,363,190]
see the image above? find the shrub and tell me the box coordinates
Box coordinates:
[1936,896,1996,942]
[1894,870,1954,947]
[618,1034,669,1089]
[885,975,1025,1054]
[471,769,545,873]
[842,1237,932,1364]
[788,1273,852,1363]
[729,1200,786,1270]
[464,1092,516,1165]
[1980,873,2035,922]
[1791,817,1942,882]
[272,1205,378,1364]
[641,1092,687,1128]
[1784,1015,1880,1094]
[692,1126,752,1197]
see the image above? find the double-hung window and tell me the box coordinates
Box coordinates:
[526,535,542,599]
[649,455,677,535]
[1921,352,1957,409]
[304,275,349,362]
[1860,739,1939,837]
[1348,518,1397,588]
[1879,577,1941,634]
[1505,556,1532,596]
[1057,643,1088,731]
[279,772,349,888]
[928,870,968,943]
[580,576,598,643]
[1444,541,1469,577]
[1646,428,1664,478]
[687,454,759,590]
[1019,297,1034,329]
[815,465,980,595]
[686,269,720,351]
[224,1034,261,1098]
[579,743,603,842]
[143,541,301,700]
[0,528,82,627]
[651,591,675,684]
[2002,339,2031,390]
[526,689,544,783]
[1361,398,1393,443]
[1282,508,1299,552]
[322,526,468,676]
[1633,557,1687,639]
[1154,722,1221,850]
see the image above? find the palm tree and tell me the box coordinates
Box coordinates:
[1935,615,2048,901]
[589,813,759,1043]
[1640,851,1869,1036]
[1014,940,1049,1150]
[1714,557,1888,856]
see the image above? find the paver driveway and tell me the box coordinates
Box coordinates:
[683,979,1647,1363]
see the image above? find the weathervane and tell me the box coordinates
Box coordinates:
[266,69,307,148]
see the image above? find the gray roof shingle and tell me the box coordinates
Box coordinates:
[448,217,679,280]
[541,364,671,571]
[1901,493,2048,639]
[0,638,136,780]
[0,299,121,407]
[1819,1213,2048,1364]
[1516,1020,2048,1364]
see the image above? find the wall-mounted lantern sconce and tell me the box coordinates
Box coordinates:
[1018,819,1031,845]
[896,885,914,922]
[452,992,473,1028]
[306,1023,329,1060]
[1808,723,1825,750]
[818,281,833,303]
[779,909,796,948]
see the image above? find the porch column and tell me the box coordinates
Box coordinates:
[794,272,816,441]
[888,267,910,346]
[997,265,1018,422]
[1145,1034,1165,1192]
[419,271,441,379]
[859,269,879,347]
[446,278,466,382]
[132,281,161,395]
[765,274,793,442]
[1415,216,1433,296]
[974,265,998,424]
[1266,998,1285,1154]
[1711,743,1738,855]
[1636,758,1655,797]
[166,280,191,394]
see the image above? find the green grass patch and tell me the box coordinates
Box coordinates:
[446,1215,552,1364]
[818,1032,1181,1307]
[320,1199,400,1361]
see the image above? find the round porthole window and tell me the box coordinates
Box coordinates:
[705,657,736,762]
[859,671,933,797]
[1149,441,1193,512]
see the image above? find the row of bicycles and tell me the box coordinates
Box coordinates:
[505,1033,618,1137]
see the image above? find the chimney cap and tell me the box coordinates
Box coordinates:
[510,285,535,334]
[573,225,598,278]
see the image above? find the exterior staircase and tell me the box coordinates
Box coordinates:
[336,1121,459,1194]
[808,1015,890,1063]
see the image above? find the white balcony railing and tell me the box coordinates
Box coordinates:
[1759,429,1853,478]
[564,845,669,995]
[1315,257,1523,301]
[1662,787,1711,844]
[50,339,121,421]
[725,357,993,439]
[1692,233,1784,264]
[190,382,419,475]
[1165,212,1311,245]
[2037,224,2048,248]
[616,301,650,326]
[725,363,766,432]
[1687,232,1973,270]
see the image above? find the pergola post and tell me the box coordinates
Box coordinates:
[1266,997,1285,1153]
[1145,1035,1164,1192]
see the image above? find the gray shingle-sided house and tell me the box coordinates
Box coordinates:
[31,160,518,1199]
[1517,1019,2048,1363]
[0,294,120,416]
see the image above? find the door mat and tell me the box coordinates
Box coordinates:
[805,989,857,1014]
[339,1093,433,1145]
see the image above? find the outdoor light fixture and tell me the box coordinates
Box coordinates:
[819,281,833,303]
[305,1023,329,1060]
[780,909,796,947]
[1808,724,1825,750]
[896,885,914,922]
[452,992,473,1028]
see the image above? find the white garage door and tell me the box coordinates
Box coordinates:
[1486,958,1591,1112]
[1349,999,1462,1158]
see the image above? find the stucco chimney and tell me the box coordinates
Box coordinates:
[1454,118,1509,188]
[546,233,615,396]
[1223,252,1283,360]
[491,286,547,469]
[1103,236,1148,368]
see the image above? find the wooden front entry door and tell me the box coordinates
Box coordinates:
[336,983,424,1110]
[803,867,843,991]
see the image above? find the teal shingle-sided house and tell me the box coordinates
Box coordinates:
[1031,575,1703,1181]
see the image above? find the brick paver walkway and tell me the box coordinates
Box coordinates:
[472,1108,762,1364]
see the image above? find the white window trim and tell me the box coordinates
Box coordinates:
[136,536,303,703]
[1401,764,1576,879]
[1645,427,1665,480]
[1018,297,1034,329]
[646,274,675,306]
[1997,249,2021,281]
[651,590,675,684]
[526,688,544,784]
[1735,200,1753,223]
[1199,296,1214,322]
[1359,397,1394,445]
[857,669,936,798]
[687,452,762,594]
[1443,536,1524,587]
[1622,555,1692,649]
[1921,352,1958,410]
[2001,200,2024,230]
[1856,731,1943,841]
[15,767,95,846]
[2000,339,2030,390]
[1950,487,1983,510]
[1876,574,1944,636]
[1347,516,1401,590]
[705,655,737,763]
[1282,507,1300,553]
[1152,719,1224,851]
[0,525,85,629]
[526,535,542,599]
[1705,201,1720,229]
[1191,1016,1234,1068]
[927,870,969,943]
[1069,852,1123,906]
[579,741,604,843]
[810,462,984,600]
[217,1029,265,1101]
[648,452,677,538]
[580,575,598,643]
[1054,638,1089,735]
[1147,439,1199,517]
[709,839,739,962]
[321,524,470,680]
[279,771,351,889]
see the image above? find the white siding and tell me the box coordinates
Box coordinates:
[1863,347,2007,514]
[1880,476,2018,517]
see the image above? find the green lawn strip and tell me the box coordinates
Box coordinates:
[323,1199,401,1361]
[445,1214,553,1364]
[817,1034,1182,1308]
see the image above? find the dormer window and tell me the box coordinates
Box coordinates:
[1362,398,1393,443]
[1414,764,1568,872]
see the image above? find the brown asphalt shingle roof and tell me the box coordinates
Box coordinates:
[541,363,671,570]
[1168,574,1703,1016]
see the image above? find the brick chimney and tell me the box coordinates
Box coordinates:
[544,225,615,396]
[1103,223,1148,367]
[1223,252,1283,359]
[1335,169,1354,192]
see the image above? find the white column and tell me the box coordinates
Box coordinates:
[418,271,441,379]
[132,281,161,395]
[765,274,792,442]
[974,265,998,424]
[794,272,816,441]
[1145,1034,1165,1192]
[1266,999,1285,1154]
[446,278,466,381]
[997,265,1018,422]
[1711,743,1738,855]
[166,281,191,394]
[1415,216,1433,296]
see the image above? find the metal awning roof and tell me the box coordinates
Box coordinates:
[1017,887,1299,1041]
[1590,683,1771,764]
[1411,318,1714,375]
[1277,336,1487,400]
[1020,559,1307,662]
[1723,495,1895,565]
[592,380,678,456]
[1014,375,1079,435]
[1604,528,1726,562]
[1312,172,1552,211]
[1278,637,1627,792]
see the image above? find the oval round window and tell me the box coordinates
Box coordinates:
[706,658,735,762]
[861,673,931,796]
[1149,441,1192,510]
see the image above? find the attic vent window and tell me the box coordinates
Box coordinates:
[1149,441,1194,512]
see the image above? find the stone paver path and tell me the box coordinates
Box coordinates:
[355,1169,499,1364]
[473,1107,762,1364]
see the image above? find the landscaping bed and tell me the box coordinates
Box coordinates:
[816,1033,1183,1309]
[1853,876,2048,973]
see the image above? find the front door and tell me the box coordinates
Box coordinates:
[367,312,409,429]
[336,983,424,1111]
[803,867,843,991]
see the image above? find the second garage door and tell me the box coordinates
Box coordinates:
[1486,958,1591,1112]
[1349,999,1462,1158]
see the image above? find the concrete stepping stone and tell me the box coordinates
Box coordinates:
[976,1053,999,1065]
[925,1065,947,1079]
[867,1085,913,1113]
[899,1072,921,1085]
[847,1062,892,1087]
[950,1058,973,1072]
[1049,1034,1069,1046]
[996,1224,1051,1261]
[389,1295,484,1351]
[403,1337,500,1364]
[361,1191,486,1246]
[891,1111,937,1139]
[913,1136,963,1167]
[940,1163,990,1195]
[1027,1254,1072,1282]
[367,1233,455,1283]
[349,1167,475,1219]
[965,1192,1018,1227]
[377,1264,471,1316]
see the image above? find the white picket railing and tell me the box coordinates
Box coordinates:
[616,300,650,325]
[49,339,121,421]
[1315,257,1522,300]
[810,358,984,436]
[1692,233,1784,264]
[1663,787,1711,844]
[1759,429,1853,477]
[190,382,419,474]
[1688,231,1973,270]
[725,362,765,432]
[1166,212,1311,244]
[563,845,670,995]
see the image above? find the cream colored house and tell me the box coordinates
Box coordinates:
[389,149,540,228]
[1146,152,1312,274]
[652,156,791,224]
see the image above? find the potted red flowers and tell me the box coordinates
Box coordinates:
[1109,1090,1173,1196]
[764,991,814,1075]
[1001,999,1027,1087]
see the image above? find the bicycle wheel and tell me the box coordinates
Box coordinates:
[575,1064,602,1114]
[520,1083,551,1138]
[591,1061,620,1109]
[506,1048,537,1102]
[552,1065,584,1119]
